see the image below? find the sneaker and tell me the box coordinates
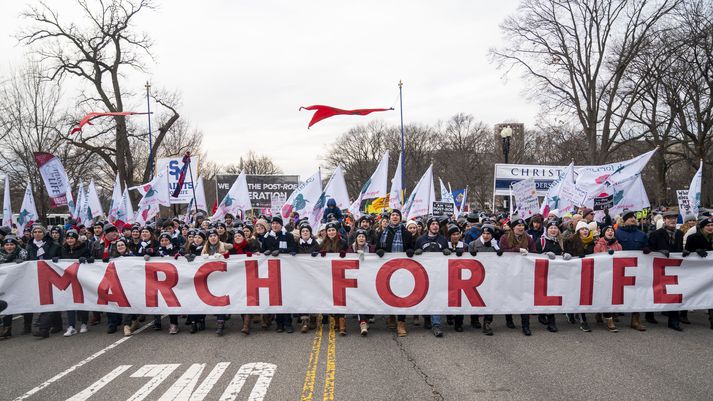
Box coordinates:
[169,324,179,335]
[580,321,591,332]
[432,325,443,337]
[286,324,294,334]
[482,322,493,336]
[216,320,225,336]
[63,326,77,337]
[107,325,117,334]
[360,322,368,336]
[79,324,88,333]
[123,325,133,336]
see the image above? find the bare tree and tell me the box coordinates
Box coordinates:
[19,0,179,189]
[223,151,284,175]
[491,0,680,164]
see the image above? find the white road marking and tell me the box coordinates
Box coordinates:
[157,362,231,401]
[65,365,132,401]
[218,362,277,401]
[12,321,155,401]
[127,364,181,401]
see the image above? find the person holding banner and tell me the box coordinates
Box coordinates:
[61,230,91,337]
[321,222,349,335]
[615,210,650,331]
[348,229,375,336]
[262,216,297,334]
[414,217,450,337]
[647,211,685,331]
[467,225,500,335]
[535,220,563,333]
[202,229,232,336]
[564,221,595,332]
[499,217,536,336]
[684,217,713,330]
[593,226,623,332]
[28,224,63,339]
[0,236,30,339]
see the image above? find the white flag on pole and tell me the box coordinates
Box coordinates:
[2,176,12,228]
[74,181,85,224]
[213,170,252,221]
[107,174,122,224]
[349,151,389,218]
[439,177,457,215]
[281,170,323,228]
[65,181,76,219]
[389,155,403,211]
[323,166,350,211]
[17,184,39,233]
[688,160,703,217]
[87,179,104,219]
[194,176,208,212]
[118,187,134,225]
[403,165,435,221]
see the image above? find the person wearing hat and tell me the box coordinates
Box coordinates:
[320,222,349,335]
[527,215,544,244]
[27,224,63,339]
[684,217,713,329]
[563,220,596,332]
[405,220,419,238]
[462,214,482,245]
[535,220,564,333]
[60,230,91,337]
[0,226,10,243]
[349,216,377,246]
[446,224,468,332]
[321,198,343,224]
[0,236,30,339]
[261,216,296,334]
[49,226,63,249]
[681,214,698,248]
[414,217,450,337]
[157,232,179,257]
[467,225,500,335]
[500,216,537,335]
[90,223,120,261]
[136,226,159,258]
[615,209,650,331]
[377,209,415,337]
[347,229,375,336]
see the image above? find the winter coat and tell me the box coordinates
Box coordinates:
[229,240,259,255]
[527,228,544,245]
[414,234,449,252]
[0,247,28,263]
[136,239,160,257]
[61,242,90,259]
[377,223,415,253]
[262,229,297,253]
[499,232,536,253]
[615,225,648,251]
[462,226,481,245]
[90,237,118,259]
[321,206,344,224]
[648,228,683,252]
[537,236,564,255]
[593,237,623,253]
[685,232,713,252]
[296,237,320,254]
[467,237,499,253]
[26,238,61,261]
[564,236,594,257]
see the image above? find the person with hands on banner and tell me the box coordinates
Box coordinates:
[230,227,260,336]
[414,217,450,337]
[564,221,595,332]
[202,229,232,336]
[320,222,349,335]
[0,236,30,340]
[296,223,320,334]
[90,223,119,262]
[61,230,91,337]
[446,224,467,332]
[27,224,63,339]
[462,214,482,245]
[136,226,159,259]
[684,216,713,329]
[261,216,296,334]
[499,217,536,336]
[348,229,375,336]
[535,220,563,333]
[593,226,623,254]
[182,230,207,332]
[615,209,650,331]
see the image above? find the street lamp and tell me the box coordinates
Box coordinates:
[500,125,513,164]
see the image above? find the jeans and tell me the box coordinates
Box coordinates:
[67,310,89,328]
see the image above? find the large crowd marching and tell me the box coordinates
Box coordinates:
[1,198,712,341]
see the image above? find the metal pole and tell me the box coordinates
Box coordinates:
[186,152,199,218]
[145,81,154,180]
[398,80,405,201]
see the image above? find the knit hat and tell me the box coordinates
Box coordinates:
[65,229,79,239]
[575,221,589,233]
[271,216,283,226]
[699,217,713,229]
[405,220,418,229]
[103,223,117,234]
[481,225,496,235]
[447,224,461,237]
[390,209,402,219]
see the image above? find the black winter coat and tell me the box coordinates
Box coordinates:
[377,224,414,253]
[261,230,297,253]
[685,232,713,252]
[26,239,61,261]
[61,242,90,259]
[648,228,683,252]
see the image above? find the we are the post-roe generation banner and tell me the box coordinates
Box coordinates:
[0,253,712,315]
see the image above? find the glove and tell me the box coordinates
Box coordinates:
[376,249,385,258]
[339,250,346,258]
[414,248,423,256]
[660,250,670,258]
[357,250,365,262]
[405,249,414,258]
[579,254,585,258]
[51,256,59,263]
[185,254,196,262]
[173,254,180,260]
[546,252,555,260]
[271,250,280,257]
[146,248,154,256]
[496,249,503,257]
[143,254,150,261]
[563,253,572,261]
[455,249,463,257]
[682,250,690,258]
[442,248,452,256]
[246,252,253,257]
[87,257,95,264]
[102,257,110,263]
[642,247,651,255]
[311,251,318,257]
[696,249,708,258]
[608,249,614,255]
[223,252,230,259]
[519,248,528,256]
[79,257,87,264]
[320,250,327,257]
[469,250,477,257]
[290,251,297,256]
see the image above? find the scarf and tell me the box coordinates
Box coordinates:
[233,240,248,255]
[33,239,46,258]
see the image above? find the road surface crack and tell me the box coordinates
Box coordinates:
[392,334,445,401]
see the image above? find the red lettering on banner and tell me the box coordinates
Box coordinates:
[580,258,594,305]
[534,259,562,306]
[97,262,130,307]
[245,259,282,306]
[194,261,230,307]
[376,258,429,308]
[145,262,181,307]
[612,257,637,305]
[332,260,359,306]
[652,258,683,304]
[447,259,486,307]
[37,261,84,305]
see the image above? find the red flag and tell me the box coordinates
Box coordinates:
[299,105,393,128]
[70,111,149,134]
[211,200,218,214]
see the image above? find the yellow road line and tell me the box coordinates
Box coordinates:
[322,316,337,401]
[300,315,324,401]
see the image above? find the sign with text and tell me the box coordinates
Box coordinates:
[432,201,455,216]
[216,175,298,209]
[156,157,200,205]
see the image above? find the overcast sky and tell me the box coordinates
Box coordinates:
[0,0,538,179]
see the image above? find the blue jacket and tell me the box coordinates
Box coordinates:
[615,226,647,251]
[321,200,343,223]
[463,226,481,245]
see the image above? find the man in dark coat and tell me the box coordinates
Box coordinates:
[684,217,713,329]
[648,211,685,331]
[26,224,62,338]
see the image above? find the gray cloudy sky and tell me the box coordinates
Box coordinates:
[0,0,538,179]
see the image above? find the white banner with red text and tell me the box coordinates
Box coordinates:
[0,252,712,315]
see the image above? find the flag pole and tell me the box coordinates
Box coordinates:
[186,152,199,220]
[398,80,406,201]
[145,81,154,180]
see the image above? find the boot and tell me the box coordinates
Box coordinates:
[645,312,658,324]
[505,315,516,329]
[482,321,493,336]
[197,318,206,331]
[242,316,251,335]
[423,316,432,330]
[630,313,646,331]
[386,316,396,330]
[522,323,531,336]
[606,317,619,333]
[190,322,198,334]
[396,321,407,337]
[412,316,420,326]
[308,315,317,330]
[680,311,691,324]
[123,325,133,336]
[537,315,548,325]
[0,326,11,339]
[300,317,309,333]
[471,316,481,329]
[338,317,347,336]
[595,313,603,324]
[216,320,225,336]
[359,321,368,336]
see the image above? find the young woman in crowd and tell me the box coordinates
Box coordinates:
[564,221,595,332]
[202,229,232,336]
[499,217,536,336]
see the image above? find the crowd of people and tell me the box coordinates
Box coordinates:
[0,201,712,341]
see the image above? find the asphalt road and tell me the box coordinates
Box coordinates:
[2,311,713,401]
